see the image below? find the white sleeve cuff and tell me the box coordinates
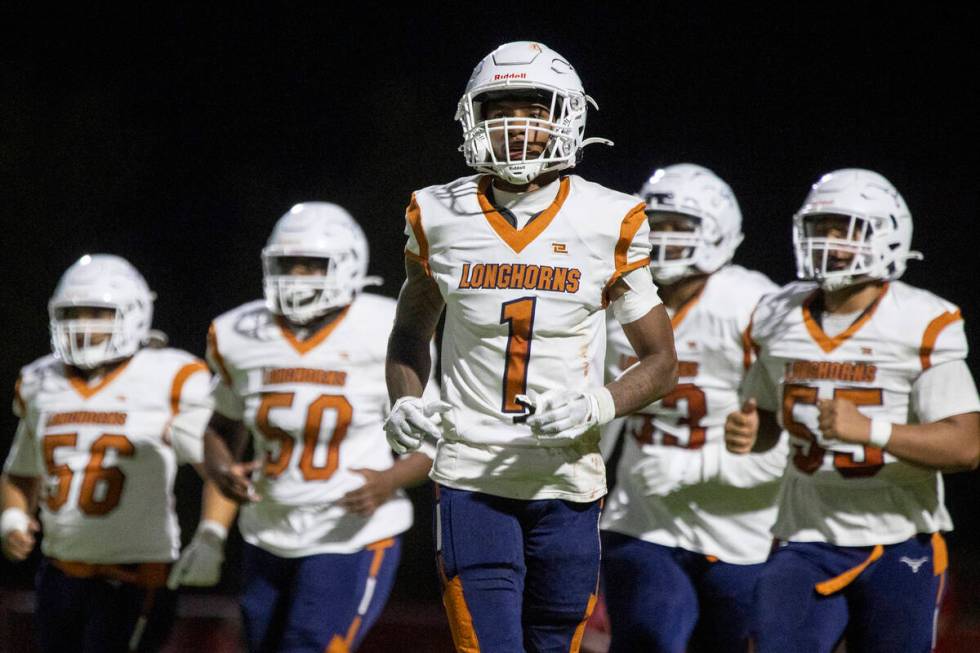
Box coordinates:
[611,267,663,325]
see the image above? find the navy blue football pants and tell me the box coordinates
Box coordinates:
[752,534,947,653]
[35,557,176,653]
[601,531,763,653]
[435,485,602,653]
[240,537,401,653]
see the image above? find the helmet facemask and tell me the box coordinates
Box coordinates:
[647,212,704,284]
[50,305,136,369]
[458,85,591,185]
[794,212,907,291]
[262,250,357,324]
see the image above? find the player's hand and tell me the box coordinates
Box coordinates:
[525,390,599,440]
[166,520,227,589]
[725,399,759,454]
[210,460,261,504]
[384,397,451,455]
[0,510,39,562]
[633,451,702,496]
[338,468,396,517]
[818,398,871,444]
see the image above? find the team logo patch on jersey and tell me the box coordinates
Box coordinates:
[900,556,929,573]
[457,263,581,293]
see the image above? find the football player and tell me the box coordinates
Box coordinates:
[600,164,784,652]
[192,202,433,653]
[725,169,980,652]
[384,41,678,653]
[0,254,214,652]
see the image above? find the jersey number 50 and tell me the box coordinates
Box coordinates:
[256,393,352,481]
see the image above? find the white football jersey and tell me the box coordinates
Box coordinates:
[600,265,787,564]
[405,174,653,501]
[745,280,980,546]
[4,348,211,564]
[208,293,415,556]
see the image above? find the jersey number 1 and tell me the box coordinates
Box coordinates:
[500,297,537,413]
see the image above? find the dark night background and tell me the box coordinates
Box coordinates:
[2,0,978,629]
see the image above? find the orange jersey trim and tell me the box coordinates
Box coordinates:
[207,323,233,385]
[614,202,648,271]
[67,359,132,400]
[276,306,350,356]
[919,310,962,370]
[670,284,706,330]
[170,360,209,415]
[601,202,652,307]
[405,193,431,277]
[476,176,570,254]
[801,283,888,354]
[814,544,884,595]
[601,257,652,308]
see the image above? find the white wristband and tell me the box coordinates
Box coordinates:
[592,387,617,426]
[1,507,30,538]
[869,419,893,449]
[197,519,229,542]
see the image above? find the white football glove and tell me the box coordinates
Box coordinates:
[384,397,451,455]
[524,388,617,441]
[632,449,704,496]
[166,520,227,589]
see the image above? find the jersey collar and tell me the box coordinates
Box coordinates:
[801,282,888,353]
[276,306,350,356]
[477,176,570,254]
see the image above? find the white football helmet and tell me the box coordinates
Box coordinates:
[793,168,922,291]
[49,254,155,369]
[639,163,744,284]
[262,202,380,324]
[456,41,612,185]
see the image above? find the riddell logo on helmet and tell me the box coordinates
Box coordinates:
[494,73,528,80]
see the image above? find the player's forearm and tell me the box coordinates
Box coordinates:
[607,350,677,417]
[200,479,239,529]
[386,329,431,400]
[203,428,239,480]
[1,474,38,513]
[884,414,980,472]
[386,452,433,489]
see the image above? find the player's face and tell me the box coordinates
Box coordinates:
[483,99,553,163]
[648,212,699,260]
[278,256,330,277]
[58,306,116,346]
[804,213,868,272]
